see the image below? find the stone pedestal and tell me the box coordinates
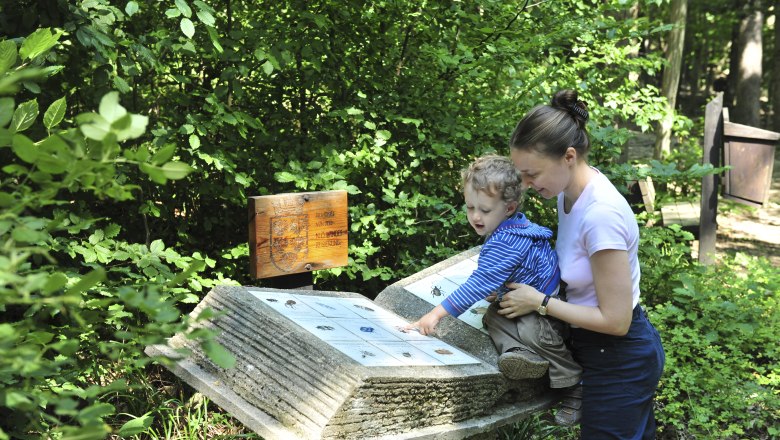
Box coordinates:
[146,248,553,439]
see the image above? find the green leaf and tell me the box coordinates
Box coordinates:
[11,133,38,163]
[43,272,68,294]
[113,76,131,93]
[202,340,236,369]
[160,161,194,179]
[98,91,127,124]
[19,28,62,60]
[175,0,192,17]
[118,413,153,436]
[151,144,175,165]
[188,134,200,149]
[166,260,206,288]
[275,171,297,183]
[125,1,139,16]
[77,402,115,424]
[65,268,106,297]
[43,96,66,129]
[0,192,13,207]
[116,114,148,140]
[195,9,215,26]
[140,162,167,184]
[149,239,164,254]
[26,331,55,345]
[206,26,223,53]
[0,97,14,128]
[10,99,38,132]
[180,18,195,39]
[0,40,17,76]
[261,60,273,75]
[77,113,110,141]
[0,128,11,147]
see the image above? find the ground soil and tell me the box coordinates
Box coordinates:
[625,133,780,267]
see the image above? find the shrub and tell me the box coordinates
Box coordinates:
[651,254,780,439]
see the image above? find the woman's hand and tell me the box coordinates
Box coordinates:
[497,282,545,319]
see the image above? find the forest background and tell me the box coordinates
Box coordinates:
[0,0,778,439]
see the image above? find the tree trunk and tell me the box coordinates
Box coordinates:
[732,0,763,127]
[654,0,688,159]
[772,0,780,131]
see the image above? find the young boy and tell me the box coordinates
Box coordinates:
[406,154,582,425]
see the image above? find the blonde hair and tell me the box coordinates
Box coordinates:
[461,154,524,207]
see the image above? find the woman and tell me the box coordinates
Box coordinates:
[498,89,665,439]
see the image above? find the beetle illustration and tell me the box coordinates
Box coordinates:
[285,300,297,308]
[435,348,453,355]
[353,304,374,312]
[361,350,375,358]
[316,302,337,310]
[316,325,335,331]
[431,285,443,297]
[266,298,278,302]
[469,306,489,315]
[360,326,375,333]
[401,352,412,358]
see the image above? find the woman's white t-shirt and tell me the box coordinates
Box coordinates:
[556,170,641,309]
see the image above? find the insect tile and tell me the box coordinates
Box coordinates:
[337,297,400,320]
[457,299,491,334]
[408,340,481,366]
[332,318,404,343]
[246,289,321,318]
[291,317,364,342]
[290,295,362,318]
[369,341,444,366]
[438,258,478,286]
[371,318,434,341]
[329,341,405,367]
[403,274,460,306]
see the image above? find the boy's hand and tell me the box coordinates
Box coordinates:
[403,304,450,336]
[485,292,498,303]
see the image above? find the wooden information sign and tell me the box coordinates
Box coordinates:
[249,190,348,279]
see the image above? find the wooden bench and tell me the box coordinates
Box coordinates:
[627,175,701,233]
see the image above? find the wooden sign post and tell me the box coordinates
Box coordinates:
[249,190,348,288]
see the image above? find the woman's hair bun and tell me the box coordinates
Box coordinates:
[552,89,588,125]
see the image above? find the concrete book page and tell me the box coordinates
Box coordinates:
[403,255,489,334]
[246,288,479,367]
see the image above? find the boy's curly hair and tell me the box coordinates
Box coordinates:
[461,154,524,208]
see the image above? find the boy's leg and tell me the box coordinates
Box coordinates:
[484,303,548,379]
[521,314,582,389]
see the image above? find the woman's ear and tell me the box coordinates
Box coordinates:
[564,147,578,164]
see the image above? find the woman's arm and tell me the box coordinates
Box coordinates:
[498,249,634,336]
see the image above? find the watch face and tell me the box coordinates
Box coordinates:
[537,305,548,316]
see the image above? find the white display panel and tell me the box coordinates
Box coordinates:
[402,255,490,334]
[247,289,479,367]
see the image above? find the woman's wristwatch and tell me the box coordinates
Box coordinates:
[537,294,552,315]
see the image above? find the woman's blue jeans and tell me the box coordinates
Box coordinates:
[570,305,665,439]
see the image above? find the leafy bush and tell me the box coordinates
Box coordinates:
[0,30,233,439]
[650,254,780,439]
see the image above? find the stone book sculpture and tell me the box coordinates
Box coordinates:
[146,247,553,440]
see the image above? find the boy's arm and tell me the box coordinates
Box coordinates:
[441,235,531,317]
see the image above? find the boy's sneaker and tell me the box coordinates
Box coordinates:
[497,346,549,380]
[554,383,583,426]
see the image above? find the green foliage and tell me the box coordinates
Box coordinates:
[0,0,774,438]
[650,254,780,439]
[0,30,231,439]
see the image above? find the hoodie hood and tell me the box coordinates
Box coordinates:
[490,212,552,241]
